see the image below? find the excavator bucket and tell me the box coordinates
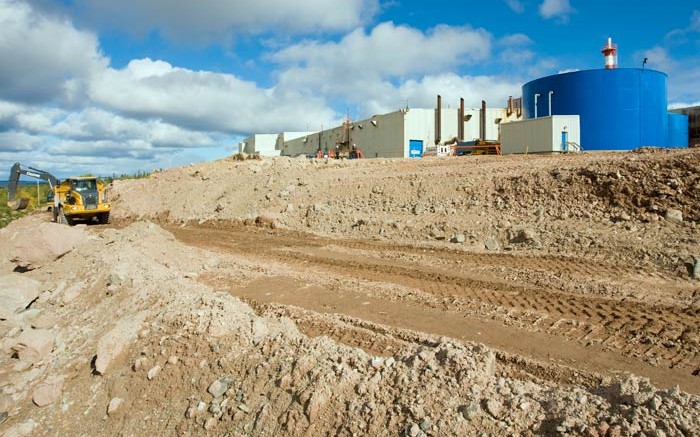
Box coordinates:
[8,198,30,210]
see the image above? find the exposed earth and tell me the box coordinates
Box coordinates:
[1,148,699,436]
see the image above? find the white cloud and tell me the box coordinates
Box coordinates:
[274,22,491,79]
[539,0,575,22]
[0,0,107,103]
[505,0,525,13]
[0,131,42,152]
[86,58,336,134]
[72,0,379,43]
[273,21,493,113]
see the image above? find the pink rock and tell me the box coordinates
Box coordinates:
[32,376,64,407]
[12,329,55,363]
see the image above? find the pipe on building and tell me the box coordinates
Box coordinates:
[548,91,554,116]
[458,98,465,141]
[534,93,540,118]
[507,96,514,116]
[480,100,485,140]
[435,95,442,145]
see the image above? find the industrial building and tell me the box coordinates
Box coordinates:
[243,38,690,158]
[519,39,688,151]
[280,99,517,159]
[239,132,315,157]
[670,105,700,148]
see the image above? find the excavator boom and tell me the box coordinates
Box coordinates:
[7,162,59,210]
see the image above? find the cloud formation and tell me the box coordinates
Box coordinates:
[505,0,525,14]
[0,0,106,103]
[72,0,379,43]
[539,0,575,22]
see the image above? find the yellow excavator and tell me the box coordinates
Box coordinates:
[7,162,111,225]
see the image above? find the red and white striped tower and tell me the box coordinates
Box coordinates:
[601,37,618,69]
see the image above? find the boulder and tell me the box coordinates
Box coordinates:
[95,312,147,375]
[1,221,89,271]
[32,376,64,407]
[12,328,55,363]
[0,275,42,321]
[664,208,683,224]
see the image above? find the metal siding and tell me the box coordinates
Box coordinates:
[501,115,580,154]
[522,69,669,150]
[667,113,689,148]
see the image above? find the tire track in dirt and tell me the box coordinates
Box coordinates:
[169,224,700,381]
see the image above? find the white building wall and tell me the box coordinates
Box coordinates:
[501,115,580,154]
[280,106,515,158]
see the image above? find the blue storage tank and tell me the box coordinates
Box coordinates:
[667,113,689,148]
[522,68,674,150]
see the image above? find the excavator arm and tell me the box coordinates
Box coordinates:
[7,162,59,210]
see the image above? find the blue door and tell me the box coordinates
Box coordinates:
[561,131,568,151]
[409,140,423,158]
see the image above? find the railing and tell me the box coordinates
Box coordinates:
[563,142,582,153]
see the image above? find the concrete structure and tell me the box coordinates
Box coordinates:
[501,115,581,154]
[670,105,700,147]
[280,106,511,159]
[240,132,315,157]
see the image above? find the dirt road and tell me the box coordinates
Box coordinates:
[170,222,700,394]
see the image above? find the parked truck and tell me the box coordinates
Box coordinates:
[7,162,111,225]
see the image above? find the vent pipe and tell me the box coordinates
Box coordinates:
[435,95,442,145]
[548,91,554,116]
[458,98,465,141]
[534,93,540,118]
[479,100,486,141]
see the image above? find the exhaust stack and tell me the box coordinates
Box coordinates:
[435,94,442,145]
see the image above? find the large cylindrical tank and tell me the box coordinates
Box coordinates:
[522,69,669,150]
[667,113,689,148]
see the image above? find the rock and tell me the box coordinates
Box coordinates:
[95,312,146,375]
[484,399,502,419]
[419,418,432,431]
[284,204,295,213]
[408,422,420,437]
[693,257,700,280]
[2,419,37,437]
[664,208,683,224]
[13,328,55,363]
[459,402,480,419]
[2,222,89,271]
[208,376,233,398]
[32,375,64,407]
[450,234,466,244]
[107,397,124,415]
[0,411,7,425]
[204,417,218,430]
[30,312,59,330]
[508,226,541,247]
[484,237,500,251]
[107,273,123,287]
[167,355,179,365]
[0,275,42,321]
[0,393,13,412]
[147,365,162,380]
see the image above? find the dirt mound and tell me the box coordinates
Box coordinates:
[1,220,697,436]
[2,149,699,436]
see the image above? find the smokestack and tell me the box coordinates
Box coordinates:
[602,37,618,70]
[458,98,465,141]
[480,100,486,141]
[435,94,442,145]
[508,96,514,116]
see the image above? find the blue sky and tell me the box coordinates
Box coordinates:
[1,0,699,177]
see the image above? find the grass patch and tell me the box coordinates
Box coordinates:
[0,184,53,229]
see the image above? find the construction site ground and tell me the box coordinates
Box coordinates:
[1,148,699,436]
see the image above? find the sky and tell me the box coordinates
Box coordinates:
[1,0,699,178]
